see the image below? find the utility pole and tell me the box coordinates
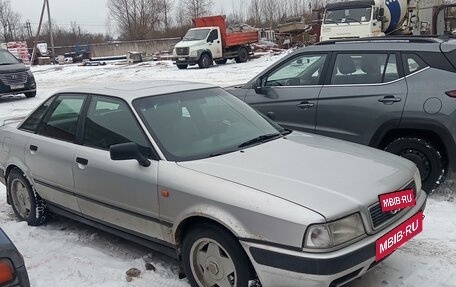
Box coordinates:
[46,0,56,64]
[31,0,47,66]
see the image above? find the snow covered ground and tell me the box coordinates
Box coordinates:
[1,54,456,287]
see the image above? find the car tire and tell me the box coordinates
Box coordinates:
[215,59,227,65]
[7,169,48,226]
[384,137,446,193]
[24,91,36,98]
[198,54,212,69]
[177,64,188,70]
[182,223,255,287]
[235,48,249,63]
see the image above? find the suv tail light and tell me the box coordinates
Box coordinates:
[446,90,456,98]
[0,259,14,284]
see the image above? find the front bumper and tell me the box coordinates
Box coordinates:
[0,76,36,97]
[241,191,427,287]
[172,56,198,66]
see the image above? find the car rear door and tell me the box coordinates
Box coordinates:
[243,53,329,133]
[25,93,86,212]
[72,95,164,241]
[316,52,407,145]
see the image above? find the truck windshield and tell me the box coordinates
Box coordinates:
[0,50,20,65]
[182,29,211,41]
[324,7,372,24]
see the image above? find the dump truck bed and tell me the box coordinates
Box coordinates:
[193,15,258,48]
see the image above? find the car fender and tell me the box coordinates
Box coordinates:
[196,49,212,61]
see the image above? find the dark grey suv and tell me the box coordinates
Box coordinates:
[0,49,36,98]
[0,229,30,287]
[227,37,456,193]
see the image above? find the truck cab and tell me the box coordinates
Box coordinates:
[320,0,383,41]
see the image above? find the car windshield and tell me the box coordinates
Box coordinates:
[133,88,283,161]
[324,7,372,23]
[182,29,210,41]
[0,50,20,65]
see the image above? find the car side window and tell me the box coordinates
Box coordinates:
[37,95,85,143]
[402,53,428,75]
[20,96,55,132]
[330,53,399,85]
[83,96,150,152]
[265,54,327,86]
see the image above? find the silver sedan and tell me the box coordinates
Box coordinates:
[0,81,426,287]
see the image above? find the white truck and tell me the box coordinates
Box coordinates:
[319,0,455,41]
[172,15,259,69]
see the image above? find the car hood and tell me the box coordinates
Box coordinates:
[178,132,417,220]
[174,40,206,48]
[0,63,28,73]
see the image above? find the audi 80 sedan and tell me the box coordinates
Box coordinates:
[0,81,426,287]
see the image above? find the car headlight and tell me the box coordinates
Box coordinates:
[26,69,34,77]
[190,50,197,57]
[304,213,365,249]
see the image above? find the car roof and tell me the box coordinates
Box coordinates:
[302,36,456,53]
[56,80,217,101]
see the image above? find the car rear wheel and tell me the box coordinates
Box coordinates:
[7,169,48,226]
[177,64,188,69]
[384,137,446,193]
[24,91,36,98]
[182,223,255,287]
[198,54,212,69]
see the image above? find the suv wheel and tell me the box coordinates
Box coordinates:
[182,223,255,287]
[384,137,446,193]
[7,169,48,226]
[177,64,188,70]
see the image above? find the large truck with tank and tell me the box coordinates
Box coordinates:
[172,15,259,69]
[319,0,454,41]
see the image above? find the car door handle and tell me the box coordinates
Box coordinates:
[378,96,402,104]
[29,145,38,152]
[297,101,315,109]
[76,157,88,166]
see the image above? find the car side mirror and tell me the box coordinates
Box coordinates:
[253,78,264,94]
[110,142,151,167]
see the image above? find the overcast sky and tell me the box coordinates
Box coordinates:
[12,0,239,35]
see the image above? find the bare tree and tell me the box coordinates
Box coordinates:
[0,0,21,42]
[262,0,280,28]
[161,0,174,32]
[107,0,166,40]
[248,0,263,27]
[183,0,214,19]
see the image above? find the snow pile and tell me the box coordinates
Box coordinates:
[1,55,456,286]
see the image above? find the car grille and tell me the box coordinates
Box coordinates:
[368,180,416,230]
[175,47,189,56]
[0,72,28,85]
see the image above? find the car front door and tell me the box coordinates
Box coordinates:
[207,29,223,59]
[72,95,164,241]
[25,94,86,212]
[243,53,329,133]
[316,52,407,145]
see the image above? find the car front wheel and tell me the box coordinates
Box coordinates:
[182,223,255,287]
[7,169,48,226]
[25,91,36,98]
[384,137,446,193]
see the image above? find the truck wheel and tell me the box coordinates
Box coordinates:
[7,169,48,226]
[182,223,255,287]
[25,91,36,98]
[235,48,249,63]
[384,137,446,193]
[215,59,227,65]
[198,54,212,69]
[177,64,188,69]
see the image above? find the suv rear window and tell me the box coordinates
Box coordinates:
[402,53,428,75]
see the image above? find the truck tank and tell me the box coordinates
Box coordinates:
[378,0,408,33]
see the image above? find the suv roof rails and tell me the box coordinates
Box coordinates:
[316,36,443,45]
